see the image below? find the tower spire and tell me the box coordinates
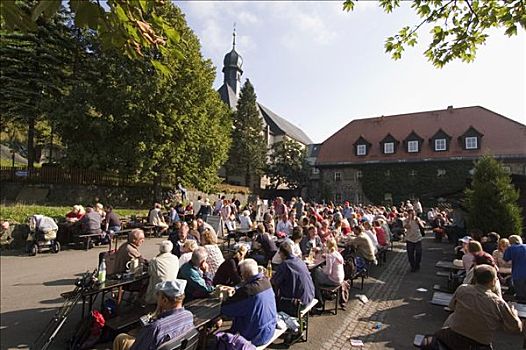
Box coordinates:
[232,23,236,49]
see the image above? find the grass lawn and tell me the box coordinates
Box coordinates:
[0,204,149,223]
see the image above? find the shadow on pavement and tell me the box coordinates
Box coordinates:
[43,278,77,287]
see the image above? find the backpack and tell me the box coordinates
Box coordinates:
[215,332,256,350]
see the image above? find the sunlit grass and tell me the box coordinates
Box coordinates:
[0,204,148,223]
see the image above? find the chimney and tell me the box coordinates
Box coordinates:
[447,105,453,112]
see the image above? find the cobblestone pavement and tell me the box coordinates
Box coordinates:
[292,237,523,350]
[320,245,409,350]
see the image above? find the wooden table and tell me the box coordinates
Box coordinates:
[304,255,326,270]
[80,273,149,318]
[435,260,464,291]
[430,291,453,306]
[105,297,222,350]
[435,260,464,271]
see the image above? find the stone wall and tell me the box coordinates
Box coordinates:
[0,182,250,208]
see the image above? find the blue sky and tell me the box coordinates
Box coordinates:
[177,1,525,143]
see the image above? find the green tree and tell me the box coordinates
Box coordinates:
[0,5,74,168]
[465,156,523,237]
[227,79,267,190]
[1,0,181,74]
[56,3,231,192]
[343,0,526,67]
[267,138,309,190]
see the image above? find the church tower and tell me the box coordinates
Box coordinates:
[222,29,243,97]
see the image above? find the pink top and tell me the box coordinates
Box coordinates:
[323,251,345,284]
[374,227,387,247]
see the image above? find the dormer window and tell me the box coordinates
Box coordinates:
[465,137,478,149]
[353,136,371,156]
[357,144,367,155]
[459,126,483,150]
[407,140,419,153]
[380,133,399,155]
[403,131,423,153]
[430,129,452,152]
[435,138,447,151]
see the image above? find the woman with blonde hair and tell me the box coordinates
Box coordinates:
[313,238,346,309]
[202,229,224,276]
[213,244,248,286]
[492,238,512,274]
[178,240,198,266]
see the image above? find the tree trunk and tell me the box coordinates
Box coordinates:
[27,116,35,170]
[246,164,251,190]
[153,174,162,203]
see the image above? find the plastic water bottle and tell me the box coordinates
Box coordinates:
[98,258,106,284]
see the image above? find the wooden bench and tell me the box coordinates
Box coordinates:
[435,271,451,278]
[377,246,388,266]
[430,291,453,307]
[513,303,526,318]
[320,284,342,315]
[78,233,102,251]
[255,319,287,350]
[298,298,318,342]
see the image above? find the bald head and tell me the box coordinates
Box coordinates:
[129,229,145,246]
[473,265,496,286]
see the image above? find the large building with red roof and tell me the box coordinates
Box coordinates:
[314,106,526,205]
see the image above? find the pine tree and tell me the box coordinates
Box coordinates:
[0,4,74,168]
[267,138,309,190]
[465,156,523,237]
[227,79,267,190]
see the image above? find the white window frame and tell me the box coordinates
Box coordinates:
[334,172,341,181]
[384,142,394,154]
[435,138,447,151]
[312,167,320,175]
[465,136,478,150]
[356,144,367,156]
[407,140,419,153]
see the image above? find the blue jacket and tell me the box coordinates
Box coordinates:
[221,274,277,346]
[504,244,526,281]
[271,256,315,306]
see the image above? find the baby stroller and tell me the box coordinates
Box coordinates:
[27,215,61,256]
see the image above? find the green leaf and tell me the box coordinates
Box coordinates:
[74,2,102,28]
[342,0,355,12]
[114,4,129,23]
[504,25,517,36]
[151,59,171,77]
[0,1,37,31]
[31,0,61,21]
[164,27,180,43]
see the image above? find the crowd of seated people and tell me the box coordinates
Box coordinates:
[29,194,519,349]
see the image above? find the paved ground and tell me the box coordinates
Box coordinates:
[1,236,523,350]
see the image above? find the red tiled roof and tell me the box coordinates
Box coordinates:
[316,106,526,165]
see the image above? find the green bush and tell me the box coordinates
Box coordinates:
[0,204,148,224]
[465,156,523,237]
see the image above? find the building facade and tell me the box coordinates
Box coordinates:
[315,106,526,205]
[217,32,312,189]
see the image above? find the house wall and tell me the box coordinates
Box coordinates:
[318,159,526,207]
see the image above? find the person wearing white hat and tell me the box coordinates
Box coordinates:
[113,279,194,350]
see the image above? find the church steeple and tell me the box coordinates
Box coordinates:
[222,26,243,97]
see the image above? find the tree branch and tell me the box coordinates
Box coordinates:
[465,0,479,22]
